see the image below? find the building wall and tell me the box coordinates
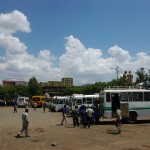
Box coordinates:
[39,77,73,96]
[39,77,73,87]
[3,80,28,86]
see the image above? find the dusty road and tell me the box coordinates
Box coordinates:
[0,107,150,150]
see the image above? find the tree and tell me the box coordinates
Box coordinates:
[135,68,148,84]
[15,85,29,97]
[28,76,42,97]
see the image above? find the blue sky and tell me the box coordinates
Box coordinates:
[0,0,150,85]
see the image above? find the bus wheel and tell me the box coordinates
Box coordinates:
[126,112,137,124]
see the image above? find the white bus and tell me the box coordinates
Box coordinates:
[52,96,71,112]
[99,86,150,123]
[17,97,30,107]
[71,94,99,110]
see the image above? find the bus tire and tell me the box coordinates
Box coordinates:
[126,112,137,124]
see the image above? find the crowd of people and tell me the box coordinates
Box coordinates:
[16,103,122,138]
[60,104,122,133]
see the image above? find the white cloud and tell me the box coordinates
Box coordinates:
[0,10,30,55]
[0,10,60,83]
[38,49,55,62]
[108,45,131,62]
[0,34,27,54]
[60,36,150,85]
[0,11,150,85]
[59,36,118,84]
[0,10,31,34]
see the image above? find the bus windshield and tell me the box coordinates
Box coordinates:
[32,97,40,101]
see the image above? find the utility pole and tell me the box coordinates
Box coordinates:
[111,66,119,79]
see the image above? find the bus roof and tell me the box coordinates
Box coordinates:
[32,96,45,98]
[17,97,29,99]
[102,89,150,93]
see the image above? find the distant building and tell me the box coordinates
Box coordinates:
[2,77,73,96]
[2,79,28,86]
[39,77,73,96]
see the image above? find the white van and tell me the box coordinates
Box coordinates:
[17,97,30,107]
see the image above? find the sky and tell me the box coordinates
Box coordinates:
[0,0,150,85]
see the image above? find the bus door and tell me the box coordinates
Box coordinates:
[111,93,120,118]
[120,92,129,118]
[120,103,129,118]
[75,98,83,109]
[99,92,104,117]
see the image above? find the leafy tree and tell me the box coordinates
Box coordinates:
[135,68,148,83]
[15,85,29,97]
[64,86,85,95]
[28,76,42,97]
[0,86,5,99]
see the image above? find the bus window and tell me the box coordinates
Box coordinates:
[144,92,150,101]
[120,93,128,102]
[128,92,132,102]
[32,97,40,101]
[132,92,143,101]
[76,99,82,105]
[99,92,104,103]
[83,98,86,104]
[106,92,110,102]
[65,99,69,105]
[59,99,64,104]
[86,98,92,104]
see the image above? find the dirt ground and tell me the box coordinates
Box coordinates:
[0,107,150,150]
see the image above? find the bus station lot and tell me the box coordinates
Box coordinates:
[0,107,150,150]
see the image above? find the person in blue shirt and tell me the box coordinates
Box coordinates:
[60,105,68,125]
[79,105,87,127]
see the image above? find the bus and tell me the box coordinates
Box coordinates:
[17,97,30,107]
[31,96,46,108]
[99,86,150,123]
[71,94,99,110]
[51,96,71,112]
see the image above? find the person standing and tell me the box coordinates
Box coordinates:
[34,103,37,111]
[79,105,87,127]
[93,104,100,125]
[86,106,94,128]
[123,71,128,86]
[71,106,79,127]
[17,108,30,137]
[14,101,17,113]
[115,107,122,134]
[43,101,47,112]
[60,105,68,125]
[127,71,133,86]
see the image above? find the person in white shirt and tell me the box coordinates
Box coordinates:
[85,106,94,128]
[115,107,122,134]
[17,108,30,137]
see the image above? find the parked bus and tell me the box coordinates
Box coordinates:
[51,96,71,112]
[17,97,30,107]
[99,86,150,123]
[31,96,46,108]
[71,94,99,110]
